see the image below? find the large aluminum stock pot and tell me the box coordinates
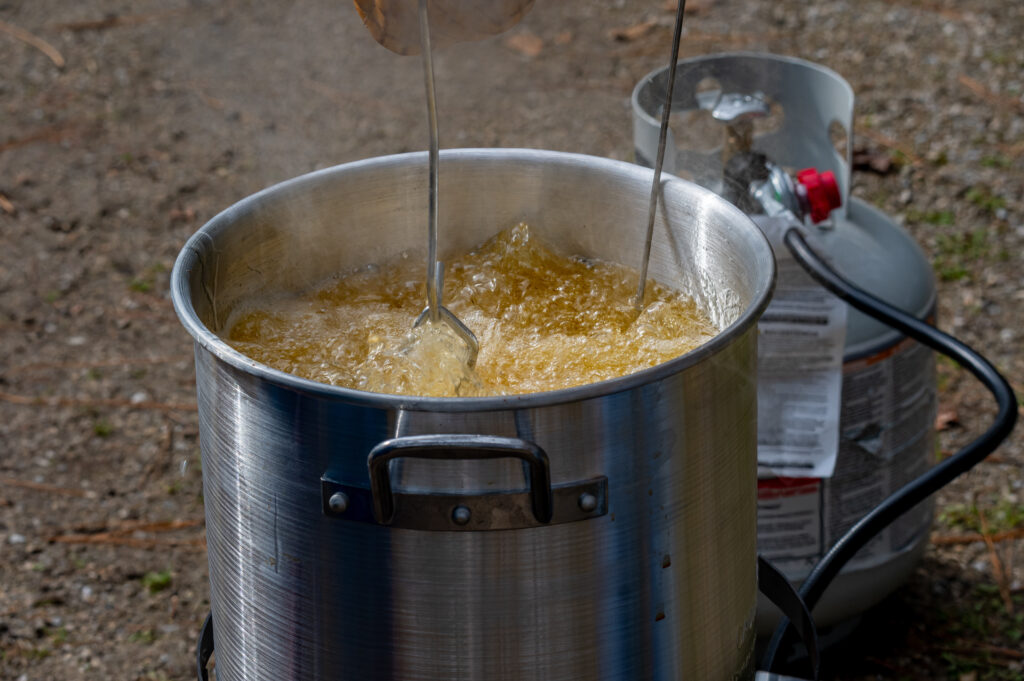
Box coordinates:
[171,149,775,681]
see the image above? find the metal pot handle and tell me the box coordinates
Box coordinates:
[320,428,607,531]
[368,434,554,525]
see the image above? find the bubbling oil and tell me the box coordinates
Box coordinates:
[223,223,718,396]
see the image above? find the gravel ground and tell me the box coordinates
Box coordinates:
[1,1,1021,679]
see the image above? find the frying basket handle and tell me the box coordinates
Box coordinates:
[368,434,554,526]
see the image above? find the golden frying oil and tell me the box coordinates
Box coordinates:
[223,223,718,396]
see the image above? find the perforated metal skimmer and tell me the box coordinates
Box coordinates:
[412,0,480,364]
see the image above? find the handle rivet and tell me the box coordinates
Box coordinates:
[452,505,472,525]
[578,493,598,513]
[328,492,350,514]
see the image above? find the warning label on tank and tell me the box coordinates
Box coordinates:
[757,336,937,577]
[753,216,847,479]
[757,477,823,574]
[824,336,936,569]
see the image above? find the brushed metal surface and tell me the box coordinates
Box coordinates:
[172,149,775,681]
[366,434,554,525]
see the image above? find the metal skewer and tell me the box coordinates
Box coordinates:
[634,0,688,311]
[413,0,479,365]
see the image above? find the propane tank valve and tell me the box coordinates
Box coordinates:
[795,168,842,224]
[703,91,841,225]
[738,162,842,226]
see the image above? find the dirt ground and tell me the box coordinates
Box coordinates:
[1,0,1021,679]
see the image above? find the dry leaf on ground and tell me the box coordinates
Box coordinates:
[504,32,544,58]
[935,409,960,431]
[608,20,656,42]
[852,147,895,175]
[662,0,713,14]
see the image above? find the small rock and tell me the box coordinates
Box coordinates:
[8,533,26,544]
[130,391,149,404]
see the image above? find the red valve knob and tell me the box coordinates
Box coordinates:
[796,168,842,223]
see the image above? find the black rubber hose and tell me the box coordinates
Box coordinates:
[762,227,1019,674]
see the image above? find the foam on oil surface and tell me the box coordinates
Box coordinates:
[223,223,718,396]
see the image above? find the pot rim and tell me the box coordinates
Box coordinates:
[171,148,775,412]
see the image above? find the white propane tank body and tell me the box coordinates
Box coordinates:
[753,198,936,632]
[631,52,938,632]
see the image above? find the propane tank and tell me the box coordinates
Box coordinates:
[632,53,938,634]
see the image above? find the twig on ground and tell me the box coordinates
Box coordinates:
[71,518,202,535]
[0,390,196,412]
[50,533,206,550]
[55,10,186,32]
[979,644,1024,660]
[50,517,205,550]
[931,526,1024,546]
[958,74,1024,114]
[942,643,1024,661]
[977,504,1015,615]
[0,124,78,154]
[116,518,203,533]
[8,355,192,374]
[0,192,15,215]
[0,475,95,498]
[0,19,65,68]
[60,518,202,535]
